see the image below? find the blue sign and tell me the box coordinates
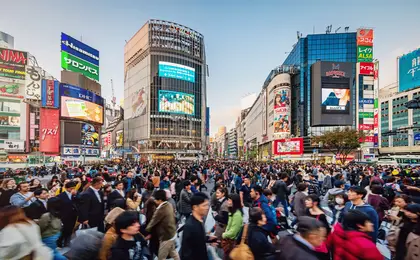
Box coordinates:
[399,48,420,92]
[41,80,60,108]
[158,61,195,83]
[360,98,374,105]
[59,83,104,106]
[205,107,210,136]
[414,133,420,141]
[61,33,100,66]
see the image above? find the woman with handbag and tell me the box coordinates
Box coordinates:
[222,194,243,260]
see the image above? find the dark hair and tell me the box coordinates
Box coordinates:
[183,180,191,188]
[228,194,243,215]
[249,207,264,224]
[114,211,139,235]
[0,206,30,231]
[154,190,167,202]
[65,181,77,189]
[114,181,123,187]
[349,186,367,199]
[371,184,383,195]
[190,192,208,208]
[17,182,28,190]
[91,177,103,186]
[216,187,227,196]
[190,176,198,183]
[334,180,345,188]
[297,183,308,192]
[252,185,263,196]
[47,197,61,218]
[280,173,288,180]
[146,182,154,191]
[394,194,411,204]
[127,188,137,200]
[305,194,321,206]
[34,188,48,196]
[111,198,126,210]
[296,216,324,237]
[342,210,371,231]
[263,189,273,197]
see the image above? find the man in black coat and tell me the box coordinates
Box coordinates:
[107,181,126,210]
[57,181,79,247]
[25,188,48,220]
[78,177,105,232]
[272,173,291,217]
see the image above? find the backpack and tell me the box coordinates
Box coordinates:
[229,224,254,260]
[383,185,396,202]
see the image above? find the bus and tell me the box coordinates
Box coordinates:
[377,155,420,167]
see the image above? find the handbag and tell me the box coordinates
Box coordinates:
[229,224,254,260]
[75,223,98,237]
[221,238,235,254]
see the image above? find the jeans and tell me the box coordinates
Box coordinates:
[42,233,66,260]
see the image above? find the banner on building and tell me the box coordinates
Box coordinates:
[41,80,60,108]
[357,46,373,62]
[61,33,99,66]
[39,108,60,153]
[2,140,25,152]
[273,138,303,155]
[0,47,27,80]
[357,29,374,46]
[25,66,42,100]
[273,87,290,134]
[359,62,374,75]
[0,82,23,99]
[116,130,123,147]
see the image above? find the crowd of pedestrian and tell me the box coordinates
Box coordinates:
[0,161,419,260]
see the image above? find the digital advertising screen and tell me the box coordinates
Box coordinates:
[158,61,195,83]
[273,138,303,155]
[61,96,104,124]
[158,90,195,116]
[399,48,420,92]
[321,87,350,114]
[81,123,99,146]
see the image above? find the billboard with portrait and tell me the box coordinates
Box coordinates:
[311,61,354,126]
[273,86,290,134]
[130,87,147,118]
[158,90,194,116]
[273,138,303,155]
[158,61,195,83]
[399,48,420,92]
[116,130,123,147]
[0,116,20,126]
[61,96,103,124]
[81,123,99,146]
[273,114,290,133]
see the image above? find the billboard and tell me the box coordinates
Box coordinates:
[158,61,195,83]
[61,51,99,81]
[41,80,60,108]
[61,96,104,124]
[60,83,104,106]
[0,82,23,99]
[25,66,42,100]
[357,46,373,62]
[158,90,194,115]
[273,82,291,134]
[0,116,20,126]
[61,33,100,66]
[81,123,99,146]
[40,108,60,153]
[273,138,303,155]
[130,87,147,118]
[311,61,354,126]
[399,48,420,92]
[357,29,374,46]
[0,47,27,80]
[116,130,123,147]
[359,62,374,75]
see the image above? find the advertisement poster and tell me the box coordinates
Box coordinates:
[61,33,100,66]
[158,90,194,115]
[359,62,374,75]
[25,66,42,100]
[158,61,195,83]
[131,87,147,118]
[61,96,104,124]
[273,138,303,155]
[0,47,27,80]
[357,29,374,46]
[0,82,23,98]
[116,130,123,147]
[399,48,420,92]
[61,51,99,81]
[41,80,60,108]
[273,88,290,134]
[39,108,60,153]
[60,83,104,106]
[0,116,20,126]
[81,123,99,146]
[321,88,350,114]
[357,46,373,62]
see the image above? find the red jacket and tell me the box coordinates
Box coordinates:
[326,223,383,260]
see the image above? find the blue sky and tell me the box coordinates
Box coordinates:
[1,0,420,135]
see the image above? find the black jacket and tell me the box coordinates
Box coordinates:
[110,234,147,260]
[180,215,209,260]
[276,235,319,260]
[272,180,290,201]
[78,187,104,231]
[107,190,125,210]
[57,191,79,223]
[245,224,277,260]
[0,189,16,207]
[25,199,47,219]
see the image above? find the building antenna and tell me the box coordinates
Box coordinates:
[335,27,341,33]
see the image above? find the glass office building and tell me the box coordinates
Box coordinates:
[282,32,357,137]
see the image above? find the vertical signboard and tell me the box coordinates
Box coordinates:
[399,48,420,92]
[262,89,267,136]
[39,108,60,153]
[373,61,379,147]
[25,66,42,100]
[41,79,60,108]
[273,86,291,135]
[357,46,373,62]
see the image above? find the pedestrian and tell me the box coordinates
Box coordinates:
[179,180,193,219]
[108,181,126,210]
[222,193,243,259]
[0,178,16,207]
[56,181,79,247]
[79,176,105,232]
[367,184,390,226]
[98,207,125,260]
[146,190,179,260]
[272,173,291,217]
[213,186,229,240]
[251,185,277,234]
[126,188,142,211]
[9,181,35,208]
[25,188,48,220]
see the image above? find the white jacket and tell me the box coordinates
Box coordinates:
[0,221,52,260]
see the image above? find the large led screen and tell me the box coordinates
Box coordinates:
[81,123,99,146]
[321,87,350,114]
[158,61,195,83]
[158,90,194,116]
[61,96,103,124]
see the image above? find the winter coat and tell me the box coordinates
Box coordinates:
[253,195,277,233]
[292,191,307,217]
[0,222,52,260]
[406,232,420,260]
[367,194,390,223]
[247,224,277,260]
[342,202,379,242]
[222,210,243,240]
[98,226,118,260]
[326,223,383,260]
[276,234,319,260]
[179,189,192,214]
[146,201,177,241]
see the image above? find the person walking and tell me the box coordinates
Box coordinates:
[56,181,79,247]
[221,194,243,259]
[146,190,179,260]
[79,177,105,232]
[108,181,126,210]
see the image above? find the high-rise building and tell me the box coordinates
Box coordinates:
[124,19,207,161]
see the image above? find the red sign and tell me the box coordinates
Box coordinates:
[359,124,374,130]
[357,29,374,46]
[273,138,303,155]
[39,108,60,153]
[374,114,379,127]
[374,70,378,80]
[360,136,375,143]
[46,80,55,107]
[360,62,374,75]
[0,48,28,65]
